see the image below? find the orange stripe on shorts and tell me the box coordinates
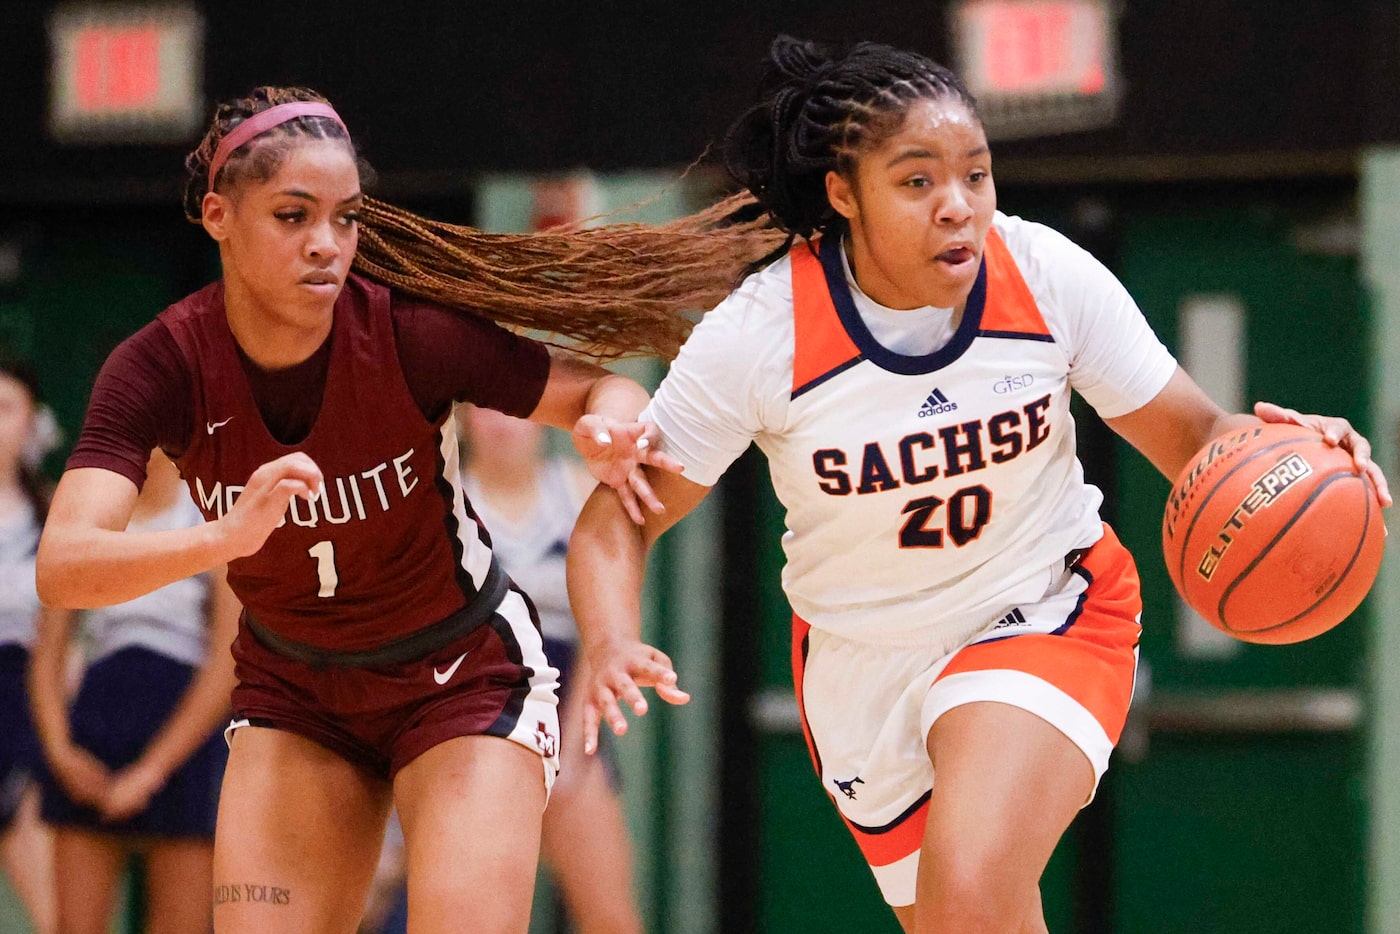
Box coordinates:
[791,614,929,868]
[935,524,1142,743]
[843,795,931,867]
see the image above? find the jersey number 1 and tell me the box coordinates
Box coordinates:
[899,484,991,548]
[308,540,338,598]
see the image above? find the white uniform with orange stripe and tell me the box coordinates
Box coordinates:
[644,212,1177,906]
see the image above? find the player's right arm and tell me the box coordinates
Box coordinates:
[38,454,322,609]
[34,323,324,608]
[567,466,708,754]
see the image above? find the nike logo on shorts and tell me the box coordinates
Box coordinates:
[433,651,470,685]
[206,417,234,434]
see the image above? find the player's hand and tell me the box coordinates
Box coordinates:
[48,743,113,807]
[581,636,690,755]
[572,417,684,524]
[99,760,166,822]
[217,452,324,557]
[1255,402,1393,506]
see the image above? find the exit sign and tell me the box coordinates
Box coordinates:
[48,4,204,143]
[951,0,1121,139]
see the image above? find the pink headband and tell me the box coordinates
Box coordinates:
[207,102,348,193]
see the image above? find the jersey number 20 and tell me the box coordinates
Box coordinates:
[899,484,991,548]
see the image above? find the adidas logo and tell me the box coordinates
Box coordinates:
[917,388,958,418]
[993,607,1027,630]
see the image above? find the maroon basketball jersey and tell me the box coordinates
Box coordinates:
[163,275,497,651]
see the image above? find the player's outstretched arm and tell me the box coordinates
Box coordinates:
[1105,366,1391,506]
[528,349,685,523]
[37,453,323,608]
[567,465,707,754]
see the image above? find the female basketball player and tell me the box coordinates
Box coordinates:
[34,87,776,933]
[0,358,58,934]
[30,449,238,934]
[567,37,1392,934]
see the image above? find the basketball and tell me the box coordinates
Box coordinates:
[1161,423,1385,644]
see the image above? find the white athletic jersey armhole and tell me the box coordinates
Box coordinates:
[644,256,797,487]
[992,213,1177,418]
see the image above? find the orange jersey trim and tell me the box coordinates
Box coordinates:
[977,228,1053,339]
[790,242,862,397]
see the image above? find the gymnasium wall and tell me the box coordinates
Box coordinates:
[1,3,1398,933]
[0,0,1398,203]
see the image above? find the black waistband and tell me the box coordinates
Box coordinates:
[243,555,509,669]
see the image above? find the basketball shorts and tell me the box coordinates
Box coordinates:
[791,523,1142,907]
[0,644,40,831]
[40,647,226,838]
[227,587,560,791]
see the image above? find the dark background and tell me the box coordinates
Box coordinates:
[1,0,1396,203]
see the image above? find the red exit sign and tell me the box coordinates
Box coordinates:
[48,5,203,143]
[952,0,1121,138]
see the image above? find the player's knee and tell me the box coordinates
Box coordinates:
[919,850,1029,932]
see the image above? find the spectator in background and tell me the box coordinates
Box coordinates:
[362,406,645,934]
[460,404,643,934]
[29,449,239,934]
[0,356,59,934]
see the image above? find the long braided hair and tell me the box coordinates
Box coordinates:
[183,87,785,360]
[723,36,980,275]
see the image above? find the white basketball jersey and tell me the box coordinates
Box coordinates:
[646,213,1177,650]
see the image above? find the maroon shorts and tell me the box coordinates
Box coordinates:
[226,587,560,782]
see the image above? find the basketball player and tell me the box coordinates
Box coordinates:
[566,37,1392,934]
[29,449,238,934]
[0,357,58,934]
[33,87,772,933]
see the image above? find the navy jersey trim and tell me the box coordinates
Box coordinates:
[1051,563,1094,635]
[798,630,824,778]
[976,562,1093,645]
[845,789,933,834]
[819,236,987,376]
[791,355,867,400]
[977,329,1056,343]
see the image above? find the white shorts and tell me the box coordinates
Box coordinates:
[791,523,1142,907]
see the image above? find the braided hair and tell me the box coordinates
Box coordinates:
[183,87,373,221]
[183,88,786,360]
[723,36,979,272]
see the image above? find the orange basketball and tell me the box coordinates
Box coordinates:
[1161,422,1385,644]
